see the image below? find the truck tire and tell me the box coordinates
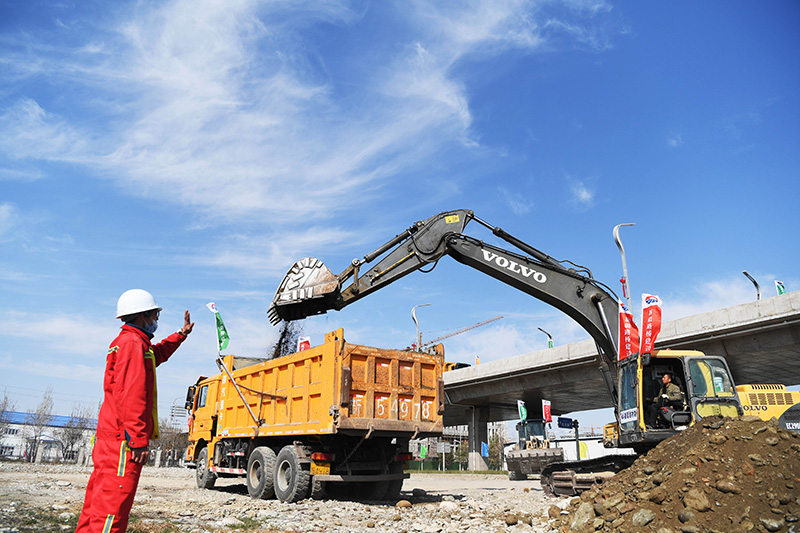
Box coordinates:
[383,462,405,500]
[274,445,310,503]
[247,446,276,500]
[196,447,217,489]
[309,476,326,500]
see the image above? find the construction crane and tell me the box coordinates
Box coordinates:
[421,315,503,349]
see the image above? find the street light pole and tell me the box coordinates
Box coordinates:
[412,304,432,351]
[742,271,761,301]
[538,327,554,349]
[613,223,636,311]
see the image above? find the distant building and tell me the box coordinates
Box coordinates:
[0,411,96,463]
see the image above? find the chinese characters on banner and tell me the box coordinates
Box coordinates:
[640,294,663,354]
[617,299,640,361]
[542,399,552,423]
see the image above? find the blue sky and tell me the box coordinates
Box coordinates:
[1,1,798,420]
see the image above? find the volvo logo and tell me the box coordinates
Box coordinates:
[481,250,547,283]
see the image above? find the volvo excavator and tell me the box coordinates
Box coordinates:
[267,209,743,496]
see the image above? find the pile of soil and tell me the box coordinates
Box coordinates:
[548,415,800,532]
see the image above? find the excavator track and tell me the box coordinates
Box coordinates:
[539,454,638,497]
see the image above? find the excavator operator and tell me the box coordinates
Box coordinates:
[647,372,683,428]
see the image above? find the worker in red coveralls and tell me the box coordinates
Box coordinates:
[76,289,194,533]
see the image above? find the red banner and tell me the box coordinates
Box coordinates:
[542,400,552,423]
[639,294,663,354]
[618,299,640,360]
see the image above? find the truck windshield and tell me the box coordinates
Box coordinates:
[689,359,735,398]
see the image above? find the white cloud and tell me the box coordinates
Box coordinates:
[498,186,534,215]
[667,134,684,148]
[570,180,594,208]
[0,0,616,235]
[0,203,18,237]
[0,311,114,358]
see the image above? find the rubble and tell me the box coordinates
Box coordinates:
[548,416,800,532]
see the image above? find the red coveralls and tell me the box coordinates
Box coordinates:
[76,325,186,533]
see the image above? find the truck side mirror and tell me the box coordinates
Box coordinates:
[185,385,196,410]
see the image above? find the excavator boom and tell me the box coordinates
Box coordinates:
[268,209,620,370]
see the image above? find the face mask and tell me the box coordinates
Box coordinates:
[143,318,158,335]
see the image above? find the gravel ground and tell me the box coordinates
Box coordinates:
[0,463,561,532]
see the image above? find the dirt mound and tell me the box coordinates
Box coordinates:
[548,415,800,532]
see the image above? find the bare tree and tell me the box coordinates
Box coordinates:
[0,389,16,438]
[156,416,189,467]
[55,404,93,462]
[24,386,54,462]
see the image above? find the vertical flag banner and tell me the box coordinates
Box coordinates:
[297,336,311,351]
[542,399,552,423]
[517,400,527,422]
[640,294,663,354]
[775,280,786,295]
[206,302,230,351]
[618,299,640,361]
[420,444,427,460]
[481,441,489,457]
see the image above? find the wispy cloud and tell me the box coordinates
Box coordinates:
[569,180,595,208]
[667,134,684,148]
[0,0,616,237]
[498,186,534,215]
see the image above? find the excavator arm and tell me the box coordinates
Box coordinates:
[268,210,620,373]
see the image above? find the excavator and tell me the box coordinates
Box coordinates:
[267,209,744,496]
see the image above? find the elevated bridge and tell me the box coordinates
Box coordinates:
[441,292,800,467]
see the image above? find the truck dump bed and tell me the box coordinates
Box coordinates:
[214,328,444,440]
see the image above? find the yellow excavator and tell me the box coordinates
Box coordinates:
[267,209,745,496]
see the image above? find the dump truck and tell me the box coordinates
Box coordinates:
[184,328,444,502]
[505,419,564,481]
[265,209,746,496]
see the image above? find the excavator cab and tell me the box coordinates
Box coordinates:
[607,350,742,451]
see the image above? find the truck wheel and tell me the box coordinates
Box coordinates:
[247,446,276,500]
[196,447,216,489]
[309,476,326,500]
[274,445,310,503]
[383,462,405,500]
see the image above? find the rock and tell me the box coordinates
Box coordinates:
[411,488,426,497]
[678,509,696,523]
[760,517,784,532]
[683,488,711,512]
[219,516,243,527]
[603,492,625,508]
[593,502,606,516]
[631,508,657,527]
[709,434,727,444]
[650,486,668,504]
[714,480,741,494]
[592,517,605,530]
[504,513,518,526]
[570,502,595,531]
[396,500,412,508]
[766,437,780,446]
[681,526,699,533]
[439,501,458,513]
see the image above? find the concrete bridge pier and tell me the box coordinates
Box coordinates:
[468,406,489,471]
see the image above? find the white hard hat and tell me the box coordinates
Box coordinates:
[116,289,162,318]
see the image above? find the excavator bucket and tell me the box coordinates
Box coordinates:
[267,257,341,325]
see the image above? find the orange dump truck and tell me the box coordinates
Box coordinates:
[184,328,444,502]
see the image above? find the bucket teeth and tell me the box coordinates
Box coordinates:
[268,257,340,324]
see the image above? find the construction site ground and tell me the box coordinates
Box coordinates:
[1,415,798,533]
